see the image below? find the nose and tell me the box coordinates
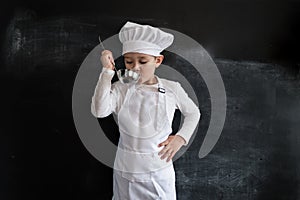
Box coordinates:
[132,62,140,71]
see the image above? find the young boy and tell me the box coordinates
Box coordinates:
[91,21,200,200]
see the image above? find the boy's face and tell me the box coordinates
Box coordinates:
[123,52,164,84]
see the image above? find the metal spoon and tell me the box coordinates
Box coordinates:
[98,35,140,84]
[98,36,118,74]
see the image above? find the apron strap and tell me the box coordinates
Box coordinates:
[155,77,167,132]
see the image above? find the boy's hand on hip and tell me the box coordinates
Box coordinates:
[158,135,186,162]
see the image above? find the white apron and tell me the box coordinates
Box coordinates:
[112,77,176,200]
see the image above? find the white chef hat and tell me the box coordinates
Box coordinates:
[119,21,174,56]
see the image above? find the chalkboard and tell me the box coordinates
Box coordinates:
[1,1,300,200]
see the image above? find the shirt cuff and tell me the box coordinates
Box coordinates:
[101,68,115,75]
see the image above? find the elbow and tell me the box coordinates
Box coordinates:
[91,102,111,118]
[91,110,101,118]
[91,106,100,118]
[91,107,110,118]
[93,113,109,118]
[190,107,201,122]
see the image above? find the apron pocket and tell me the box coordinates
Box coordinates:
[128,180,160,200]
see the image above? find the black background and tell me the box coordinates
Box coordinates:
[1,0,300,199]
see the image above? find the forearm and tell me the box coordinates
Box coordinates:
[174,82,201,145]
[175,109,201,145]
[91,68,115,118]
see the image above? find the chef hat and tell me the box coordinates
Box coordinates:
[119,21,174,56]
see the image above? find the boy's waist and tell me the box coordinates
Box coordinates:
[113,147,171,173]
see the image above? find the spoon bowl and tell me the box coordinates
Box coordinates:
[117,69,140,84]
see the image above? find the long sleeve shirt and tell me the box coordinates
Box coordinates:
[91,68,201,146]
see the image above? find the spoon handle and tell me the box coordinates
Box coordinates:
[98,35,118,72]
[98,36,106,51]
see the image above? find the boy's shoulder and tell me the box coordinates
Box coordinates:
[159,78,183,95]
[159,77,180,88]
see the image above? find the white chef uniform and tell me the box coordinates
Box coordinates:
[91,21,201,200]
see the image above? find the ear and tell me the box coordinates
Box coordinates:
[155,55,164,68]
